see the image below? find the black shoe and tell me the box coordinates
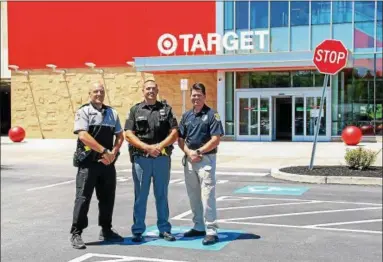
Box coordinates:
[202,235,219,245]
[71,234,86,249]
[183,229,206,237]
[159,232,176,241]
[131,233,144,243]
[99,228,124,242]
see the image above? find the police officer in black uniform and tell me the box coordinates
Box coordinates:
[125,79,178,242]
[70,82,125,249]
[178,82,224,245]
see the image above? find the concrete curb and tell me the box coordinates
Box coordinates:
[271,167,382,186]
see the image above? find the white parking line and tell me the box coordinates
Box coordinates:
[26,180,75,191]
[68,253,189,262]
[217,201,322,211]
[117,169,269,177]
[306,219,383,228]
[221,207,382,221]
[217,221,382,235]
[216,195,383,206]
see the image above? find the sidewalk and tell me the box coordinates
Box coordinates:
[1,137,382,169]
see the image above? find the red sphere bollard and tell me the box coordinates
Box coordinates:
[341,126,362,146]
[8,126,26,142]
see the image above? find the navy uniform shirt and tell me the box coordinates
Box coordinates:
[124,101,178,145]
[178,104,224,154]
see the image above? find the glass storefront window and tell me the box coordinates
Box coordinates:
[235,0,249,30]
[354,1,375,53]
[270,1,288,27]
[294,97,304,135]
[250,1,268,29]
[291,26,309,51]
[271,27,289,52]
[250,72,270,88]
[270,1,288,52]
[224,1,234,31]
[377,1,382,51]
[292,71,313,87]
[270,72,291,87]
[375,53,383,136]
[260,98,270,135]
[331,54,380,136]
[311,1,330,50]
[290,1,309,51]
[332,1,353,50]
[311,1,330,25]
[225,72,234,135]
[250,98,258,135]
[239,98,248,135]
[236,72,250,89]
[333,23,353,51]
[332,1,352,23]
[250,0,269,52]
[316,97,326,135]
[306,97,316,136]
[290,1,309,26]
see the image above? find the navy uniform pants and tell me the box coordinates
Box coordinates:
[70,163,116,234]
[131,155,171,235]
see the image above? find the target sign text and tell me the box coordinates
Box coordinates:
[157,30,269,55]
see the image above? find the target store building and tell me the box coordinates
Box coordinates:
[2,1,382,141]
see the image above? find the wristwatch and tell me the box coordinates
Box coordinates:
[102,148,108,155]
[196,149,202,155]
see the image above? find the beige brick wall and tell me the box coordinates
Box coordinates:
[11,67,217,139]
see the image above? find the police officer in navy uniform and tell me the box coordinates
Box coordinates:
[125,79,178,242]
[70,82,125,249]
[178,82,224,245]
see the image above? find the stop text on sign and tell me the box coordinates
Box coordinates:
[314,49,346,64]
[157,30,269,55]
[312,39,349,75]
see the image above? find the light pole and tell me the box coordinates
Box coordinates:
[46,64,75,115]
[8,65,45,139]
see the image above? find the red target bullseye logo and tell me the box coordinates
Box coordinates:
[157,33,178,55]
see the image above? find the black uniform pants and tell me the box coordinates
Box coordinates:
[70,163,116,234]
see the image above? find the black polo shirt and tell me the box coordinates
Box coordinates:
[178,104,224,154]
[124,101,178,145]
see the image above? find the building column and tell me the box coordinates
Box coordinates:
[1,2,11,79]
[217,71,225,133]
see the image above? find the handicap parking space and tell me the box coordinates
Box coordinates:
[172,177,382,236]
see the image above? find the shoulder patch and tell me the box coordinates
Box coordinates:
[75,112,81,121]
[214,113,221,121]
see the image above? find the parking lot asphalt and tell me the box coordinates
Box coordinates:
[1,161,382,262]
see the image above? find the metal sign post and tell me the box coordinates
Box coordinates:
[180,79,188,113]
[309,74,329,170]
[310,39,349,170]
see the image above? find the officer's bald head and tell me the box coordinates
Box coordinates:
[89,82,105,107]
[89,82,105,94]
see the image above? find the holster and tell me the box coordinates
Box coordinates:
[73,140,92,167]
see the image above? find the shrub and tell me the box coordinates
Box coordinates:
[344,147,378,170]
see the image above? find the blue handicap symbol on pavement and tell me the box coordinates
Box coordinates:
[136,226,243,251]
[234,185,309,196]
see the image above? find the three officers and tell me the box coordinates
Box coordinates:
[70,80,223,248]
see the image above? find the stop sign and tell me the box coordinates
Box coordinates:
[313,39,349,75]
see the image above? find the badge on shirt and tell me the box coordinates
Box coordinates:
[214,113,221,121]
[160,109,166,116]
[202,114,208,122]
[75,112,81,121]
